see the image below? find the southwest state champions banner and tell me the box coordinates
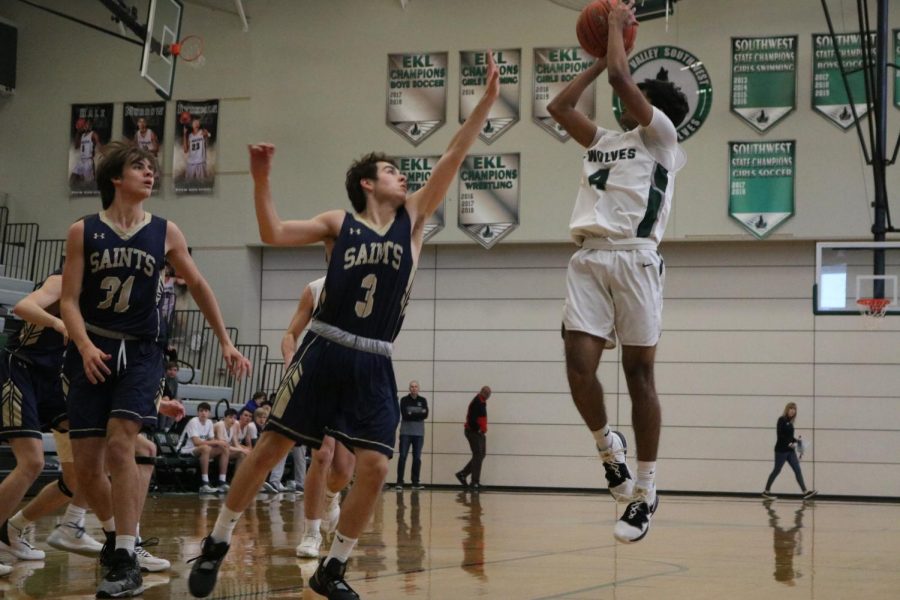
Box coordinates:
[396,155,445,242]
[812,32,877,129]
[533,47,596,142]
[728,141,795,239]
[69,103,113,197]
[387,52,448,146]
[731,36,797,132]
[123,101,165,194]
[458,153,520,249]
[173,99,218,194]
[459,49,520,144]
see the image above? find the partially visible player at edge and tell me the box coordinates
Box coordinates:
[188,52,500,600]
[548,0,688,544]
[61,141,251,598]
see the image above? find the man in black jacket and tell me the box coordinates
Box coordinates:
[395,381,429,489]
[456,386,491,490]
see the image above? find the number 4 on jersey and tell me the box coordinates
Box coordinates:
[589,168,610,191]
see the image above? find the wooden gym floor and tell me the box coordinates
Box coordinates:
[2,489,898,599]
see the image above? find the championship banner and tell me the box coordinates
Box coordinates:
[730,36,797,132]
[812,32,876,129]
[533,47,596,141]
[728,141,795,239]
[613,46,712,142]
[894,30,900,107]
[173,99,218,194]
[68,103,113,197]
[458,153,519,249]
[460,49,520,144]
[123,101,165,194]
[387,52,448,146]
[396,155,445,242]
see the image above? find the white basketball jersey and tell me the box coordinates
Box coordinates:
[136,129,154,151]
[188,132,207,165]
[569,107,686,248]
[309,276,325,310]
[80,133,95,160]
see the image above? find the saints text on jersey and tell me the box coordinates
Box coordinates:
[343,241,404,270]
[89,247,157,276]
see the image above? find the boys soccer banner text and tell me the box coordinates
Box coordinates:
[387,52,448,146]
[812,33,877,129]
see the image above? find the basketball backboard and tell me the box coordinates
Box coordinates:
[140,0,184,100]
[814,241,900,315]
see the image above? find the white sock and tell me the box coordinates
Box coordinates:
[211,506,243,544]
[101,518,116,532]
[324,489,338,505]
[201,474,210,483]
[64,504,87,527]
[218,474,227,484]
[591,425,614,452]
[9,511,31,531]
[636,462,657,499]
[324,530,357,565]
[115,534,136,555]
[305,519,321,535]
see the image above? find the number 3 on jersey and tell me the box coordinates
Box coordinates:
[355,274,377,318]
[97,275,134,313]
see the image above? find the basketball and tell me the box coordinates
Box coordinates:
[576,0,637,59]
[179,111,192,125]
[75,117,87,131]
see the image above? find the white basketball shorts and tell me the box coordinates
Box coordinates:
[562,247,665,348]
[186,163,207,180]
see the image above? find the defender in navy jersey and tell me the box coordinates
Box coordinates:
[61,141,250,598]
[548,0,689,545]
[188,53,500,600]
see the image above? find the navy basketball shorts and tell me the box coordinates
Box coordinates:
[267,334,400,458]
[64,335,165,439]
[0,352,67,440]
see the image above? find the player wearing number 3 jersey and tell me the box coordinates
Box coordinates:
[188,52,502,600]
[61,141,251,598]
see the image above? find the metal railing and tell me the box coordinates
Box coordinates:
[0,207,8,268]
[2,223,39,281]
[31,239,66,283]
[261,360,286,397]
[230,344,270,407]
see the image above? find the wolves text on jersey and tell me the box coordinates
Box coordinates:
[586,148,637,163]
[88,247,157,276]
[343,241,404,271]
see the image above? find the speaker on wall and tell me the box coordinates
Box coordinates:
[0,19,17,96]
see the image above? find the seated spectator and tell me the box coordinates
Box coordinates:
[223,408,253,468]
[248,407,269,448]
[242,391,268,416]
[158,361,183,431]
[180,402,230,493]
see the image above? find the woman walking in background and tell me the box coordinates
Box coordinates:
[762,402,817,500]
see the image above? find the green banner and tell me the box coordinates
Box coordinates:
[731,36,797,132]
[812,33,876,129]
[728,141,795,239]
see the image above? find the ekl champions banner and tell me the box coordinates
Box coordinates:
[396,155,446,242]
[123,101,165,194]
[387,52,448,146]
[69,103,113,197]
[173,99,218,194]
[460,49,520,144]
[458,153,520,249]
[533,47,596,142]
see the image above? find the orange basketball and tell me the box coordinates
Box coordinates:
[75,117,87,131]
[179,111,192,125]
[576,0,637,59]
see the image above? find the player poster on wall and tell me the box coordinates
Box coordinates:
[812,33,876,129]
[123,101,165,194]
[68,103,113,197]
[893,30,900,108]
[460,49,520,144]
[396,155,445,242]
[730,36,797,133]
[173,98,218,194]
[387,52,448,146]
[533,47,596,142]
[458,153,519,249]
[728,141,795,239]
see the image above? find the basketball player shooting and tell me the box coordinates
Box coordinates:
[547,0,688,544]
[188,52,500,600]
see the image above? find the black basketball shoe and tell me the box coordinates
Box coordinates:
[187,537,230,598]
[309,557,359,599]
[96,548,143,598]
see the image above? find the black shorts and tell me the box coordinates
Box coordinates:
[266,333,400,458]
[64,335,164,439]
[0,352,67,440]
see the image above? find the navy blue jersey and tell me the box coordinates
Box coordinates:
[317,208,416,342]
[79,213,167,341]
[5,270,65,373]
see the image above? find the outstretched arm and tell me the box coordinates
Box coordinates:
[248,143,344,246]
[547,58,608,147]
[405,52,501,227]
[607,0,652,127]
[165,221,251,378]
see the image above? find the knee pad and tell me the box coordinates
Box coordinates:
[135,455,157,466]
[57,475,74,498]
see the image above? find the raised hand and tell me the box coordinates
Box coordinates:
[248,143,276,182]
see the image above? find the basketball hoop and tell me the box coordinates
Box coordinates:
[169,35,205,69]
[857,297,891,319]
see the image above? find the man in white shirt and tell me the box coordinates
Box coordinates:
[181,402,230,493]
[548,0,688,544]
